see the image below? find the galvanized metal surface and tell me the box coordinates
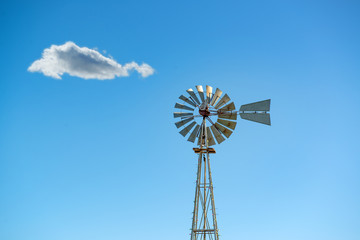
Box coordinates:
[240,99,271,111]
[196,85,205,102]
[240,112,271,125]
[206,127,216,146]
[179,121,196,137]
[173,112,193,118]
[210,125,226,144]
[188,124,200,143]
[197,124,205,146]
[214,94,230,109]
[217,118,237,130]
[206,85,213,103]
[219,102,235,111]
[175,117,194,128]
[174,88,272,145]
[174,102,194,111]
[218,111,238,120]
[179,95,197,107]
[214,122,233,138]
[187,88,201,105]
[210,88,223,106]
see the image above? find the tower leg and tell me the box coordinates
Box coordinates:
[191,150,219,240]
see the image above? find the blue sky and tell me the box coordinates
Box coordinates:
[1,0,360,240]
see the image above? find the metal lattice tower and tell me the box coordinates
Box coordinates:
[173,85,271,240]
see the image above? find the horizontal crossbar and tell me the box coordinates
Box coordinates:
[193,148,216,154]
[193,229,215,233]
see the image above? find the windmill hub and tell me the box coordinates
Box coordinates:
[199,105,210,117]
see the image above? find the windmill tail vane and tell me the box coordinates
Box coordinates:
[173,85,271,240]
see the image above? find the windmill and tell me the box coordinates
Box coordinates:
[173,85,271,240]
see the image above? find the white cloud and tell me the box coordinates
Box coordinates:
[28,41,155,80]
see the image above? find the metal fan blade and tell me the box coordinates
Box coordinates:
[218,111,237,120]
[217,118,237,130]
[210,88,223,106]
[240,99,271,111]
[179,95,197,107]
[187,124,200,143]
[214,123,233,138]
[214,94,231,109]
[179,121,196,137]
[210,125,226,144]
[240,113,271,125]
[175,103,194,111]
[206,85,213,103]
[175,117,194,128]
[219,102,235,111]
[173,112,193,118]
[197,124,205,146]
[186,89,201,105]
[206,127,216,146]
[196,85,205,103]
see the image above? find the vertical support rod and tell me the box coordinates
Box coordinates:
[207,152,219,240]
[191,153,202,240]
[203,154,206,240]
[203,117,207,240]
